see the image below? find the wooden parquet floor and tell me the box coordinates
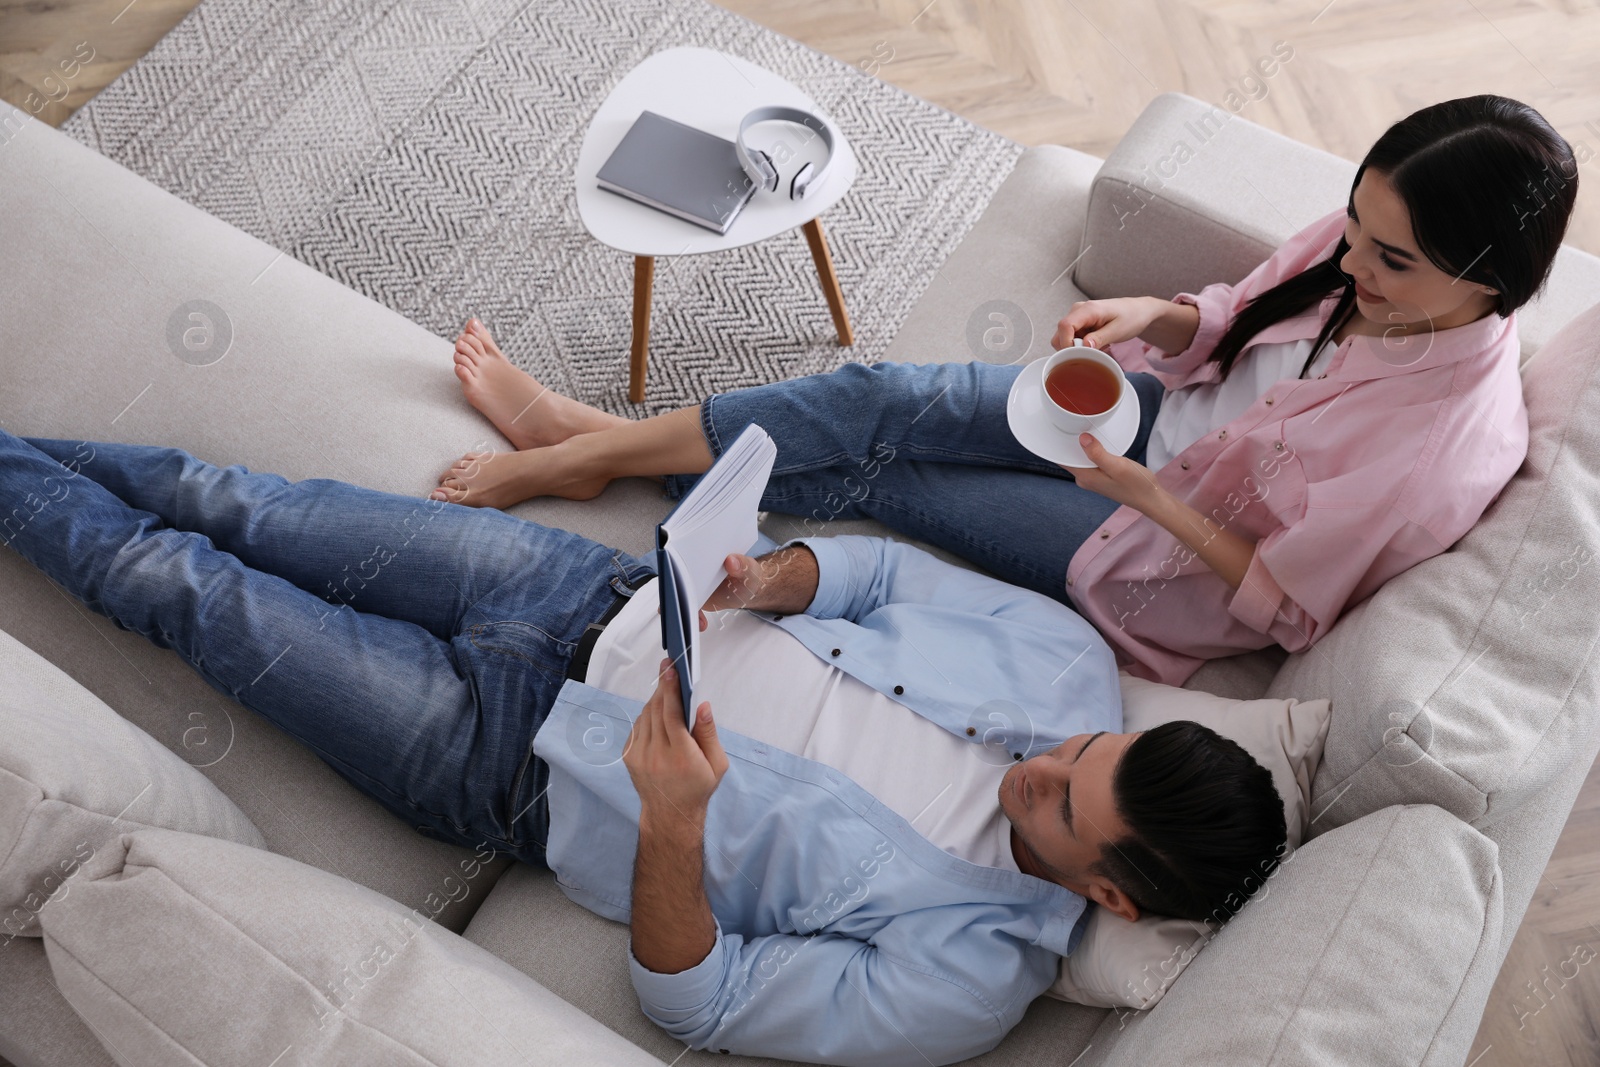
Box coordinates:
[2,1,1597,1064]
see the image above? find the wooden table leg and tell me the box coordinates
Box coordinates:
[629,255,654,403]
[802,217,854,347]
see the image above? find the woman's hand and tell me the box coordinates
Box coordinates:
[1051,297,1163,351]
[1061,433,1170,516]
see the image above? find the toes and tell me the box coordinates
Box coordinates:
[468,320,500,355]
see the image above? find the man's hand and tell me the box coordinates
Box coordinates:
[623,660,728,817]
[626,660,722,975]
[697,543,819,631]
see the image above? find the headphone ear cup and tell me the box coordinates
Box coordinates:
[789,161,815,201]
[753,148,777,192]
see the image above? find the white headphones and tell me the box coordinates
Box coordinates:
[735,105,839,201]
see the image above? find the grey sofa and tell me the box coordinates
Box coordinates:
[3,89,1599,1066]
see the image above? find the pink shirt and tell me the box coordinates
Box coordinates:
[1068,205,1528,686]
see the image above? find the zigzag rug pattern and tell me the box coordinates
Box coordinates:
[61,0,1023,415]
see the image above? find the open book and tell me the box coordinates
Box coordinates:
[657,424,778,729]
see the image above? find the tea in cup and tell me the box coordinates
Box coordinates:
[1040,340,1126,434]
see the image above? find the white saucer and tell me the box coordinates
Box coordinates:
[1006,357,1141,467]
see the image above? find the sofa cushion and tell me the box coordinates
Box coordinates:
[38,827,663,1067]
[1084,805,1504,1067]
[0,628,263,939]
[0,936,115,1067]
[1269,300,1600,836]
[1047,670,1331,1010]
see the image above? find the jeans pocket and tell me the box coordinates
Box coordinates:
[467,619,573,676]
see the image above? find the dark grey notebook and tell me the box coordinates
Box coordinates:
[595,110,758,235]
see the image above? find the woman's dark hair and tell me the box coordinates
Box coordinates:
[1204,95,1577,383]
[1092,721,1287,923]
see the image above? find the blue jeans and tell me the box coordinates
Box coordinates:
[665,362,1166,602]
[0,431,654,868]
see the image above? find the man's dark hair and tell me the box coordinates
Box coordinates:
[1091,721,1287,923]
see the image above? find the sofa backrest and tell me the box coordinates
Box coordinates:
[1268,300,1600,835]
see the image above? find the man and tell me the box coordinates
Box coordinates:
[0,431,1285,1067]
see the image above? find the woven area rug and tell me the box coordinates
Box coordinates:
[61,0,1024,415]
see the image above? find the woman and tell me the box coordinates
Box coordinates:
[431,95,1575,686]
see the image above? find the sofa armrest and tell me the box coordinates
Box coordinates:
[1084,804,1503,1067]
[1073,91,1357,305]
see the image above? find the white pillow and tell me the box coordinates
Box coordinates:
[1046,669,1332,1009]
[0,628,263,938]
[40,828,664,1066]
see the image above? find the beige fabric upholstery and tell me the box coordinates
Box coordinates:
[882,142,1105,369]
[0,939,115,1067]
[0,628,263,939]
[1080,804,1505,1067]
[39,828,665,1067]
[1269,300,1600,834]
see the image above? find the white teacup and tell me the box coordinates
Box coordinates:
[1040,339,1127,434]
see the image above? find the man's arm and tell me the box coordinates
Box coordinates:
[632,804,715,973]
[699,543,820,623]
[623,661,728,974]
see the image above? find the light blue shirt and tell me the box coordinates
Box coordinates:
[531,534,1124,1066]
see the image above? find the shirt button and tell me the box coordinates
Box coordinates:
[1275,442,1284,451]
[1099,530,1109,539]
[773,615,783,621]
[830,648,841,657]
[1319,373,1328,379]
[1218,429,1227,440]
[1265,397,1274,405]
[966,727,977,736]
[1013,753,1023,761]
[1180,460,1190,470]
[1066,577,1074,586]
[894,685,905,695]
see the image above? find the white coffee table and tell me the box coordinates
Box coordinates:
[575,46,860,402]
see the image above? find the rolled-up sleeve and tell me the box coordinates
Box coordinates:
[1226,501,1444,654]
[1226,535,1293,638]
[627,922,1011,1067]
[1105,206,1349,390]
[1105,280,1242,391]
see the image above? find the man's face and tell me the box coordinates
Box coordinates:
[998,730,1142,920]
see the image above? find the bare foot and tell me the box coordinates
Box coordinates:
[451,318,626,450]
[429,445,608,508]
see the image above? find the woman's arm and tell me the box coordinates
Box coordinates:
[1066,436,1254,590]
[1145,493,1256,591]
[1136,297,1203,357]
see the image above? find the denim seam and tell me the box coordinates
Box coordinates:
[700,395,725,457]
